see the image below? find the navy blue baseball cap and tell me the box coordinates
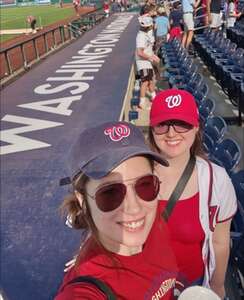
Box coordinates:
[61,121,168,184]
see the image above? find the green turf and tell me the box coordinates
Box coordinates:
[1,34,19,43]
[0,5,75,41]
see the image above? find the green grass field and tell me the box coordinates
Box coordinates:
[0,5,75,42]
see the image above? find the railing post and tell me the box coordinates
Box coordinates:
[52,30,57,48]
[4,51,12,75]
[20,43,28,68]
[60,26,65,43]
[67,24,72,40]
[44,33,48,53]
[0,9,105,81]
[33,38,39,59]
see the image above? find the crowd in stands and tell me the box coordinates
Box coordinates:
[54,1,244,299]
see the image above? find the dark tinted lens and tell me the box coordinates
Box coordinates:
[135,175,160,201]
[153,124,168,134]
[95,183,126,212]
[173,121,193,132]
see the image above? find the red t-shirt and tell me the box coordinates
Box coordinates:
[55,204,183,300]
[159,193,205,284]
[103,3,109,10]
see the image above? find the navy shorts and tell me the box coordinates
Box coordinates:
[139,69,154,82]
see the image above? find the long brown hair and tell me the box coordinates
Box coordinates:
[60,172,107,266]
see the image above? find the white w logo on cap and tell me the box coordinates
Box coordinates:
[165,94,182,108]
[104,124,130,141]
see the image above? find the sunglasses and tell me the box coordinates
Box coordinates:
[86,174,160,212]
[153,120,194,135]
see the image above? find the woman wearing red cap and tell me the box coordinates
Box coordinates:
[148,89,237,300]
[55,121,183,299]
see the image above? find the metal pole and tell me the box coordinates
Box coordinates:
[20,43,28,68]
[60,26,65,43]
[52,30,57,48]
[44,33,48,53]
[4,51,12,75]
[33,38,39,59]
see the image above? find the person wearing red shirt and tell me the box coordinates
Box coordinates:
[73,0,80,16]
[55,121,183,299]
[148,89,237,299]
[103,1,110,17]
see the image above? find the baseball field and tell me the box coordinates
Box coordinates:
[0,4,76,42]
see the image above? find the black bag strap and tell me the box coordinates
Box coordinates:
[205,159,213,206]
[162,156,196,222]
[205,158,214,233]
[65,275,116,300]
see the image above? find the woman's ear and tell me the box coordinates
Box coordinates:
[75,191,84,208]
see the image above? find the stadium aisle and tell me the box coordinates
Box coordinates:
[0,12,138,300]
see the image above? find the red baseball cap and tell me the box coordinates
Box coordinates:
[150,89,199,127]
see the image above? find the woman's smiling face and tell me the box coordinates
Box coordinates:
[152,120,199,160]
[84,156,159,256]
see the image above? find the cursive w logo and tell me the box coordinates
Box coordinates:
[104,124,130,141]
[165,94,182,108]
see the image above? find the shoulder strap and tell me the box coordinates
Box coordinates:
[162,156,196,222]
[65,275,117,300]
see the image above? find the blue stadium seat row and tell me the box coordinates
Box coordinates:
[226,19,244,49]
[194,29,244,114]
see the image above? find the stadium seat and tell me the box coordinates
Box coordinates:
[193,82,209,104]
[203,132,215,154]
[203,116,227,157]
[199,98,215,123]
[212,138,242,175]
[204,116,227,142]
[230,170,244,277]
[231,170,244,206]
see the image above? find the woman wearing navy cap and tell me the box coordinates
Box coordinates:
[148,89,237,300]
[55,121,182,299]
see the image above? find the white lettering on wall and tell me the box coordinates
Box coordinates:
[34,82,89,95]
[18,95,82,116]
[0,14,134,155]
[0,115,63,155]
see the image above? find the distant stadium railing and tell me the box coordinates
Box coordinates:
[0,9,105,86]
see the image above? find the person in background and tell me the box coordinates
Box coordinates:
[207,0,222,31]
[162,0,171,17]
[140,0,157,15]
[181,0,201,49]
[73,0,80,17]
[55,121,181,299]
[103,1,110,18]
[26,15,37,34]
[154,6,170,54]
[226,0,242,28]
[169,1,183,41]
[135,15,160,109]
[59,0,63,8]
[148,89,237,300]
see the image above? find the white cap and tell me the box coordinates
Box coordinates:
[138,16,153,27]
[178,286,221,300]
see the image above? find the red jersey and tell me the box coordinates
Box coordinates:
[55,204,183,300]
[160,193,205,284]
[103,3,109,10]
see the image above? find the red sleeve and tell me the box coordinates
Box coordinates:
[55,283,107,300]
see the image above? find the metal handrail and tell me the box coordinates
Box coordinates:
[0,8,104,83]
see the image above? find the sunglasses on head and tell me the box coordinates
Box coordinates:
[86,174,160,212]
[153,120,194,135]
